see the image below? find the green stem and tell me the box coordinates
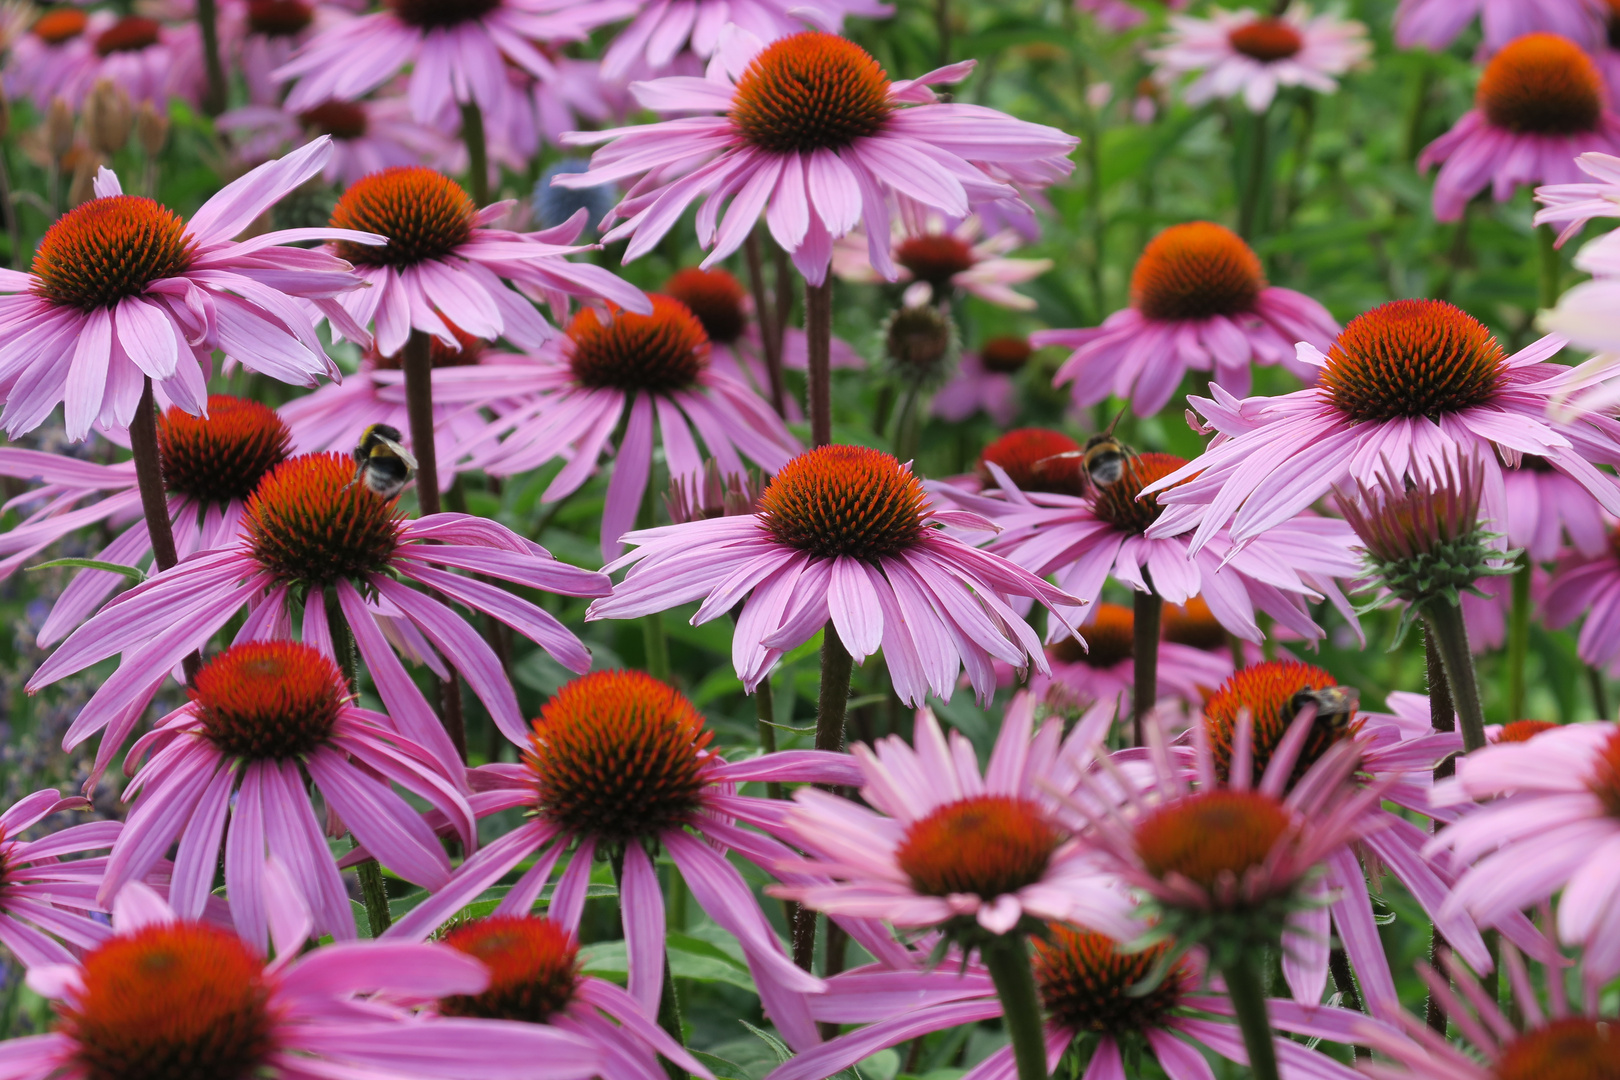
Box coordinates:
[460,100,490,207]
[893,384,922,463]
[330,591,392,937]
[1401,61,1434,164]
[1505,555,1531,722]
[610,850,686,1079]
[1537,222,1561,310]
[1592,666,1611,720]
[743,231,787,417]
[792,623,854,969]
[1238,106,1271,242]
[982,935,1048,1080]
[1423,601,1488,753]
[1424,628,1453,1035]
[355,846,392,936]
[755,677,785,801]
[1220,951,1281,1080]
[1132,586,1161,747]
[129,378,197,682]
[195,0,227,116]
[643,613,671,683]
[805,278,834,446]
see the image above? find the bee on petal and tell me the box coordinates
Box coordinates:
[350,424,417,500]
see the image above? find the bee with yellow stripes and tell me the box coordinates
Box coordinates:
[349,424,418,500]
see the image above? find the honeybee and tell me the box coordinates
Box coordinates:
[1037,408,1133,492]
[349,424,418,500]
[1288,685,1359,738]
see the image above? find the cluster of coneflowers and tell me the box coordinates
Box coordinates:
[4,1,1620,1080]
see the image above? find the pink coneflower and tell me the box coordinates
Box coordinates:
[5,8,99,109]
[1078,0,1188,34]
[1546,528,1620,672]
[985,450,1363,645]
[1420,33,1620,222]
[1028,602,1235,715]
[447,294,799,559]
[1356,943,1610,1080]
[599,0,892,80]
[1429,721,1620,989]
[1533,149,1620,243]
[0,396,292,646]
[279,325,524,489]
[0,880,605,1080]
[663,267,863,415]
[587,445,1081,705]
[1394,0,1607,52]
[0,789,136,966]
[1144,299,1620,555]
[0,138,379,440]
[832,214,1053,310]
[1188,661,1509,1019]
[219,97,452,184]
[213,0,352,104]
[318,166,647,360]
[381,670,877,1051]
[932,336,1029,426]
[423,915,712,1080]
[1508,455,1612,560]
[767,930,1372,1080]
[273,0,632,126]
[770,695,1136,939]
[558,29,1079,284]
[1147,6,1370,113]
[1034,223,1340,416]
[27,452,611,781]
[101,641,476,951]
[85,14,202,106]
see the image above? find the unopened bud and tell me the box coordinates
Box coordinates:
[84,80,132,157]
[44,96,74,161]
[136,101,169,158]
[882,304,958,389]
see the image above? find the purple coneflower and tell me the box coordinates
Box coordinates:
[316,166,647,360]
[1034,222,1340,416]
[1394,0,1606,52]
[0,789,135,966]
[0,880,605,1080]
[1143,299,1620,555]
[1545,520,1620,673]
[27,451,610,780]
[1420,33,1620,222]
[0,396,292,646]
[1148,6,1369,113]
[932,337,1029,427]
[832,214,1052,310]
[599,0,892,80]
[382,670,883,1051]
[446,294,800,559]
[558,29,1078,284]
[766,928,1372,1080]
[1027,601,1235,715]
[0,138,378,440]
[101,641,477,952]
[586,444,1081,705]
[219,96,452,185]
[274,0,632,126]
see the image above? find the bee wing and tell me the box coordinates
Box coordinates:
[377,434,419,472]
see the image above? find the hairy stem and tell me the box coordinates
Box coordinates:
[804,277,834,446]
[743,231,787,417]
[1423,600,1487,753]
[983,934,1048,1080]
[460,100,490,207]
[793,622,854,969]
[130,379,197,682]
[1424,628,1454,1034]
[196,0,227,116]
[1132,586,1162,747]
[1221,951,1281,1080]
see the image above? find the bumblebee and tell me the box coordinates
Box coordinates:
[1288,685,1359,738]
[1037,409,1133,491]
[350,424,418,500]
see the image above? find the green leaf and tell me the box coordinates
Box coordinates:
[26,558,147,583]
[739,1020,793,1066]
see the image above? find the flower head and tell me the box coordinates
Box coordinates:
[218,96,452,187]
[1145,299,1620,558]
[933,336,1030,426]
[832,214,1052,310]
[0,139,380,440]
[560,28,1078,284]
[1420,33,1620,221]
[1394,0,1607,53]
[1148,5,1370,113]
[590,444,1081,705]
[2,881,604,1080]
[1035,222,1339,415]
[318,165,650,359]
[1028,601,1236,716]
[29,451,610,782]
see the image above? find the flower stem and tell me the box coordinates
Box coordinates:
[1238,105,1271,242]
[129,379,199,681]
[1537,223,1561,310]
[195,0,227,116]
[328,589,396,936]
[804,277,834,446]
[793,622,854,969]
[743,231,787,417]
[610,849,686,1080]
[1591,666,1611,720]
[755,676,785,801]
[1423,627,1454,1035]
[1132,585,1161,747]
[893,384,922,464]
[1505,554,1531,722]
[982,934,1048,1080]
[401,330,441,516]
[1423,600,1487,753]
[1220,951,1281,1080]
[460,100,490,207]
[1401,59,1433,164]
